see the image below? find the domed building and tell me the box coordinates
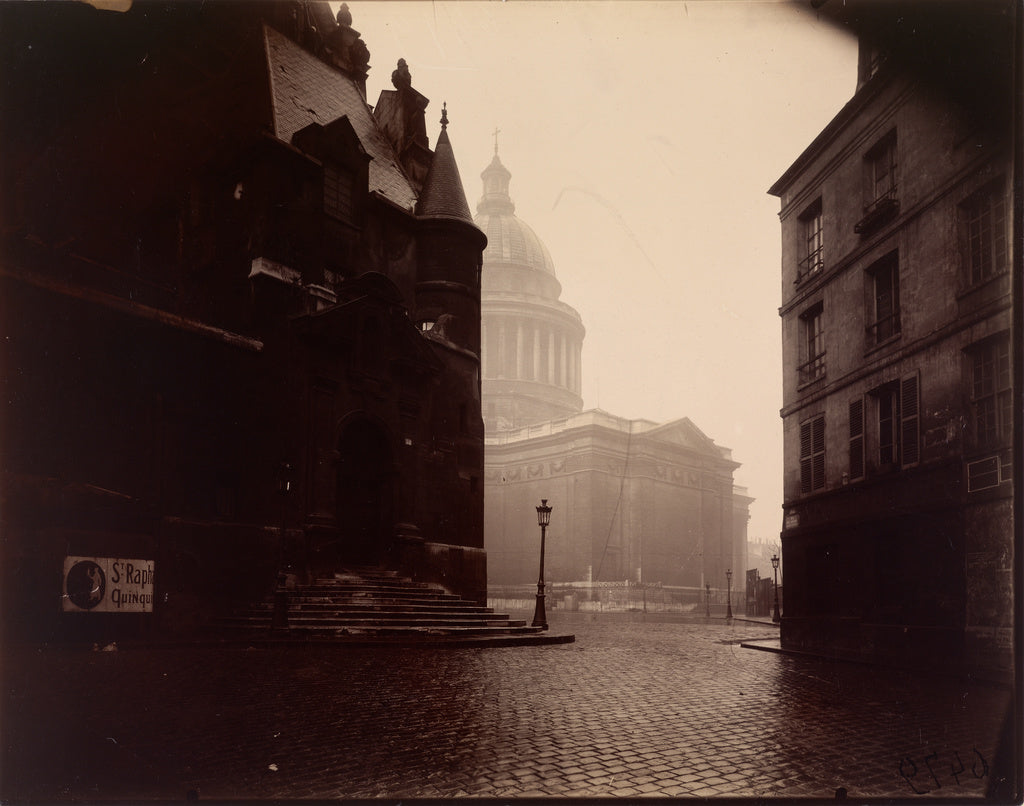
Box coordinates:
[479,149,753,610]
[476,149,585,431]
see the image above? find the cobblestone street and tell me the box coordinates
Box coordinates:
[2,614,1012,801]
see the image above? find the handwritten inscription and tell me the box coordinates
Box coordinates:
[899,748,988,794]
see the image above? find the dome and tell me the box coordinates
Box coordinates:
[474,151,556,277]
[474,212,557,276]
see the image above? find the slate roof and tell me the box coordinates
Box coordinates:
[416,124,474,224]
[263,24,417,211]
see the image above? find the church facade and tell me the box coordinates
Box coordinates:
[1,1,486,642]
[477,151,751,605]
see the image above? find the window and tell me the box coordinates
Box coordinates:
[324,163,355,221]
[867,252,900,345]
[798,199,824,280]
[867,132,897,209]
[848,398,865,481]
[798,303,825,385]
[855,131,899,234]
[877,383,899,466]
[868,373,919,471]
[962,181,1008,286]
[800,415,825,494]
[969,335,1012,450]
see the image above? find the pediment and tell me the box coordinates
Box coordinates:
[643,418,721,455]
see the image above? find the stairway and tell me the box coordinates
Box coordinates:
[217,567,562,645]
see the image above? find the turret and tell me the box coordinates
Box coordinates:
[414,105,487,355]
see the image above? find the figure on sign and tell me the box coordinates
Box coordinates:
[65,560,105,610]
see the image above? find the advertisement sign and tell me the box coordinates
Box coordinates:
[62,556,154,613]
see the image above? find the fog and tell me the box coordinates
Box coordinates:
[345,1,859,541]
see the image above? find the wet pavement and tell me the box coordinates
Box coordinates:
[1,612,1013,801]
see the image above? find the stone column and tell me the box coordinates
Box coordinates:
[516,322,525,380]
[533,325,541,381]
[481,321,488,377]
[496,319,506,379]
[548,330,556,385]
[560,333,567,388]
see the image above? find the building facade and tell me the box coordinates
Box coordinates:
[1,0,487,642]
[770,2,1015,673]
[479,152,751,604]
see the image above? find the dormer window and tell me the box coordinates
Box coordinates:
[324,163,355,222]
[419,320,436,332]
[291,116,370,232]
[855,130,899,234]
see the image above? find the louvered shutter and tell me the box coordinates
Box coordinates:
[849,398,864,480]
[900,373,920,467]
[812,416,826,489]
[800,421,812,494]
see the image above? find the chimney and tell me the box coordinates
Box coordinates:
[372,59,432,189]
[322,2,370,98]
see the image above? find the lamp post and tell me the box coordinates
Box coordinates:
[532,499,552,630]
[771,553,781,623]
[725,569,733,619]
[705,582,711,618]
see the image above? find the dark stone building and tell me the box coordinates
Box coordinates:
[770,1,1015,674]
[0,1,487,642]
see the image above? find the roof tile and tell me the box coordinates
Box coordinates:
[263,25,416,211]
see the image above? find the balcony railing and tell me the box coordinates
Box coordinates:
[797,352,826,386]
[795,250,824,283]
[854,187,899,234]
[866,310,901,345]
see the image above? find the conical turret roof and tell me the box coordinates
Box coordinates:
[416,104,474,223]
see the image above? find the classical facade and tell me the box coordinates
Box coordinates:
[1,1,487,642]
[479,152,751,601]
[770,2,1015,673]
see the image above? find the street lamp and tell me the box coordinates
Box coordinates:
[725,569,733,619]
[532,499,552,630]
[771,553,781,623]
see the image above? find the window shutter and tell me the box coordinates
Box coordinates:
[849,398,864,480]
[812,416,826,490]
[800,421,812,494]
[900,373,920,467]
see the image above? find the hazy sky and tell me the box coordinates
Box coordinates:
[343,1,859,541]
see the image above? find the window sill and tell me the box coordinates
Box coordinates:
[863,332,901,357]
[955,270,1011,302]
[796,375,826,393]
[854,196,899,235]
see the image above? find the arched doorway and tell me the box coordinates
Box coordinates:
[336,418,395,566]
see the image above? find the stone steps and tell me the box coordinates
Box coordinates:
[217,568,546,641]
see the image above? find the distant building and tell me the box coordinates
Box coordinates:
[769,2,1015,673]
[478,150,751,605]
[0,1,487,642]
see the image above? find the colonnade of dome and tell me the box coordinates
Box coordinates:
[475,149,585,431]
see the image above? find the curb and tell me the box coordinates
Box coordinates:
[6,633,577,652]
[739,639,1013,687]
